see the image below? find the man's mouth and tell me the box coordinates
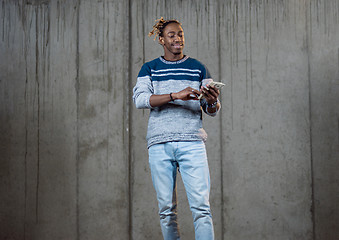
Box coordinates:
[173,43,183,49]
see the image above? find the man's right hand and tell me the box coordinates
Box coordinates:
[172,87,201,101]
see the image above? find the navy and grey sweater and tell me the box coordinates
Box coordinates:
[133,56,220,148]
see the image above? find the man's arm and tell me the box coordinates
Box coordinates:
[149,87,201,107]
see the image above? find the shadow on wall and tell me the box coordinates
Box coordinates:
[311,53,339,240]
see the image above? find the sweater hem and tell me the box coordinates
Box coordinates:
[147,134,203,148]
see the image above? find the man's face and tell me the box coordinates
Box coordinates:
[159,23,185,57]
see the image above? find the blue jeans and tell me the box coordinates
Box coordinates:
[148,141,214,240]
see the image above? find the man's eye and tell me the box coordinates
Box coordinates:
[169,35,174,38]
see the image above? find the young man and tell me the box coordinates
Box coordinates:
[133,17,221,240]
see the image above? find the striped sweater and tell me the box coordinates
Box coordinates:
[133,56,220,148]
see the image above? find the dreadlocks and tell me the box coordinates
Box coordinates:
[148,17,182,40]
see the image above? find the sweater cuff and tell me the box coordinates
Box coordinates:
[204,99,220,116]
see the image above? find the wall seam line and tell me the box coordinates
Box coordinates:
[306,1,316,239]
[127,0,133,239]
[75,0,80,239]
[35,6,41,225]
[216,0,225,239]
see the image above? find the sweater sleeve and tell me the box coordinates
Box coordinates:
[133,64,153,109]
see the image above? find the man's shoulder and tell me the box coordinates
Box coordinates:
[138,57,161,76]
[185,57,206,68]
[144,57,161,67]
[185,57,212,78]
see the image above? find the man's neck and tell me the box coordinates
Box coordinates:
[163,53,184,62]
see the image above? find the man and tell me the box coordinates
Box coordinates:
[133,17,221,240]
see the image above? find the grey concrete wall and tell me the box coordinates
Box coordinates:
[0,0,338,240]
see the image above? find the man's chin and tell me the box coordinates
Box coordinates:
[172,47,184,53]
[172,49,184,55]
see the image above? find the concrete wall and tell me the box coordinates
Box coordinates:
[0,0,338,239]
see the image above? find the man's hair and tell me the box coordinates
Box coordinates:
[148,17,181,40]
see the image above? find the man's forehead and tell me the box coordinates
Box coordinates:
[166,30,184,34]
[164,23,183,33]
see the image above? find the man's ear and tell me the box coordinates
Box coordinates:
[158,37,164,45]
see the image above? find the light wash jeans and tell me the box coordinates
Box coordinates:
[148,141,214,240]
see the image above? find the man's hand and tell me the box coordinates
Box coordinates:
[172,87,201,101]
[200,85,220,104]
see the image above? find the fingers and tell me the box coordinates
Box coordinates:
[186,87,199,93]
[207,86,220,98]
[188,88,200,100]
[174,86,219,102]
[201,85,219,100]
[190,88,201,98]
[176,87,201,100]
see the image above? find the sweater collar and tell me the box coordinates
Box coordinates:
[159,55,189,64]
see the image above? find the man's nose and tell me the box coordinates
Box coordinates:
[175,36,182,42]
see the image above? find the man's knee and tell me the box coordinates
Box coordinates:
[190,205,212,222]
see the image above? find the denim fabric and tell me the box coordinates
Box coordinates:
[148,141,214,240]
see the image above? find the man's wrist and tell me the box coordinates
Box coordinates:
[207,100,218,108]
[170,92,178,101]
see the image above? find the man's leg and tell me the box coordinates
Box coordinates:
[148,142,180,240]
[176,141,214,240]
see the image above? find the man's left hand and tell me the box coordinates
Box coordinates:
[200,85,220,104]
